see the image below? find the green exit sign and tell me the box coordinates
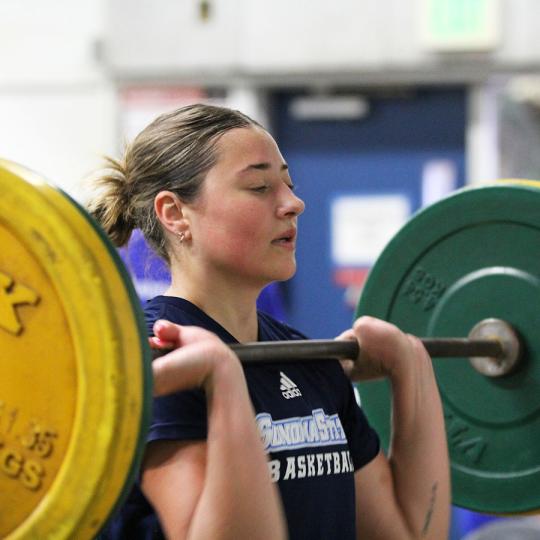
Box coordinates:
[420,0,500,51]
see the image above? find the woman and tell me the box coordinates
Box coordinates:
[89,103,450,539]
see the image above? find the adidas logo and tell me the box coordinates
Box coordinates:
[280,371,302,399]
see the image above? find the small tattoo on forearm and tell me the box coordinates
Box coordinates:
[421,482,438,536]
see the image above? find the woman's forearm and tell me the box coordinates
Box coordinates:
[387,342,450,540]
[187,357,287,540]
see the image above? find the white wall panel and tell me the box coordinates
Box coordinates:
[497,0,540,63]
[0,0,115,198]
[0,0,104,85]
[105,0,540,81]
[105,0,242,73]
[241,0,384,71]
[0,85,117,199]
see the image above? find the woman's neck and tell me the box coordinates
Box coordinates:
[165,267,263,343]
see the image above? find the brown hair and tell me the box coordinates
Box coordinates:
[87,103,261,263]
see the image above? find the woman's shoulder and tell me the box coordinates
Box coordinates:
[144,296,189,333]
[144,296,221,336]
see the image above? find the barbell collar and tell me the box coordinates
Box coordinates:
[467,318,522,377]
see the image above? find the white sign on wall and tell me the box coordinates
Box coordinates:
[330,194,411,267]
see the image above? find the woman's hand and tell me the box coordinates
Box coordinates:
[150,320,241,397]
[336,316,430,382]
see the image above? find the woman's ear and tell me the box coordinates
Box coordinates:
[154,191,189,236]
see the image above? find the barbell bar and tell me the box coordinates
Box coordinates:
[153,317,521,378]
[229,318,522,378]
[230,333,507,365]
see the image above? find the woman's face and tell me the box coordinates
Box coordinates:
[184,126,305,288]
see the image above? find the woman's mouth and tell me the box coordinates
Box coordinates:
[271,229,296,248]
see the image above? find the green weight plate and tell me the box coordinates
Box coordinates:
[355,182,540,515]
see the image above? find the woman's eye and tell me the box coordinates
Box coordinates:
[251,185,269,193]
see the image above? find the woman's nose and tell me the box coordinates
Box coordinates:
[278,188,305,218]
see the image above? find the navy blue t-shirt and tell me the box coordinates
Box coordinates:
[101,296,380,539]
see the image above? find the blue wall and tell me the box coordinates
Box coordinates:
[271,88,467,339]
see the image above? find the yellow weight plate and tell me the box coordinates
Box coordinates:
[497,178,540,189]
[0,160,152,539]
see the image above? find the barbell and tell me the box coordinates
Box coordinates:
[1,159,539,538]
